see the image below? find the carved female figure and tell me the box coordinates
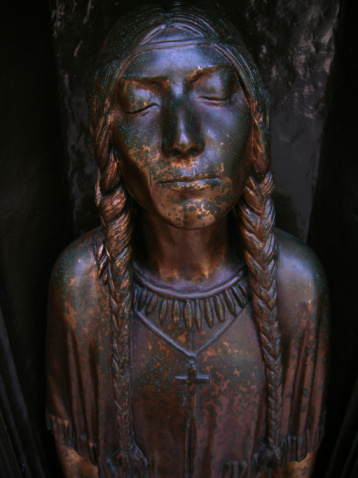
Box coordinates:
[46,4,329,477]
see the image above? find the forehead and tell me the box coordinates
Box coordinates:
[121,44,233,79]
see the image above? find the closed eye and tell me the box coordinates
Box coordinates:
[117,79,161,116]
[199,95,230,104]
[191,66,237,105]
[127,103,158,115]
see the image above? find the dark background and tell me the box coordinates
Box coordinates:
[0,0,357,476]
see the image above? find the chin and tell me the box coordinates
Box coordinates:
[161,211,226,230]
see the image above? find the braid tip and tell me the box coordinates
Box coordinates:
[115,444,148,477]
[258,445,283,468]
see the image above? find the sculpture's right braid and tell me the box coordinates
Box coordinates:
[238,116,283,466]
[93,103,148,477]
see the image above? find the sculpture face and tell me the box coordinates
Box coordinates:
[112,40,252,229]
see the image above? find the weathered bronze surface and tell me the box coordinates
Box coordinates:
[46,4,329,477]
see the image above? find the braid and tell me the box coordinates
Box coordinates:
[238,121,283,467]
[94,101,147,476]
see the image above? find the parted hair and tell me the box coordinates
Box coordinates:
[89,4,283,475]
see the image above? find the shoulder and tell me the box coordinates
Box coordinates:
[276,229,329,333]
[48,227,105,331]
[47,229,106,435]
[50,228,99,291]
[275,231,329,454]
[276,229,327,299]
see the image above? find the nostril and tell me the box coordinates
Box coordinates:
[188,147,202,157]
[162,102,204,159]
[170,149,181,158]
[169,145,203,159]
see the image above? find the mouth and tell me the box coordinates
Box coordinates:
[159,176,221,191]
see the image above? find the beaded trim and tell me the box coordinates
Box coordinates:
[132,269,250,332]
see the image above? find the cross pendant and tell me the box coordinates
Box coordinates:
[176,359,210,410]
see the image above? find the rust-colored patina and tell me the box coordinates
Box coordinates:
[46,4,329,478]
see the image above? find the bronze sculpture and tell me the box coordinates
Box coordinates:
[46,4,329,477]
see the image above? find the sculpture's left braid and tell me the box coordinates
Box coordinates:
[93,99,148,477]
[238,112,283,467]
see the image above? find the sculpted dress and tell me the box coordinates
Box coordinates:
[46,228,329,478]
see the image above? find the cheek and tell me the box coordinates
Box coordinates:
[225,110,252,155]
[226,112,251,181]
[204,109,252,204]
[113,116,160,171]
[202,104,251,155]
[111,121,159,205]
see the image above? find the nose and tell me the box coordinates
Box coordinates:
[162,96,204,160]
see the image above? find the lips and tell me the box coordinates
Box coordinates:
[159,177,220,191]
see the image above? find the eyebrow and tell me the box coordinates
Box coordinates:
[119,76,168,87]
[186,64,234,85]
[120,64,233,86]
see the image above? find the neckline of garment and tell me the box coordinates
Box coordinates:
[133,264,247,300]
[132,270,250,332]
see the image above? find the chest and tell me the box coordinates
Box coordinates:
[130,304,267,477]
